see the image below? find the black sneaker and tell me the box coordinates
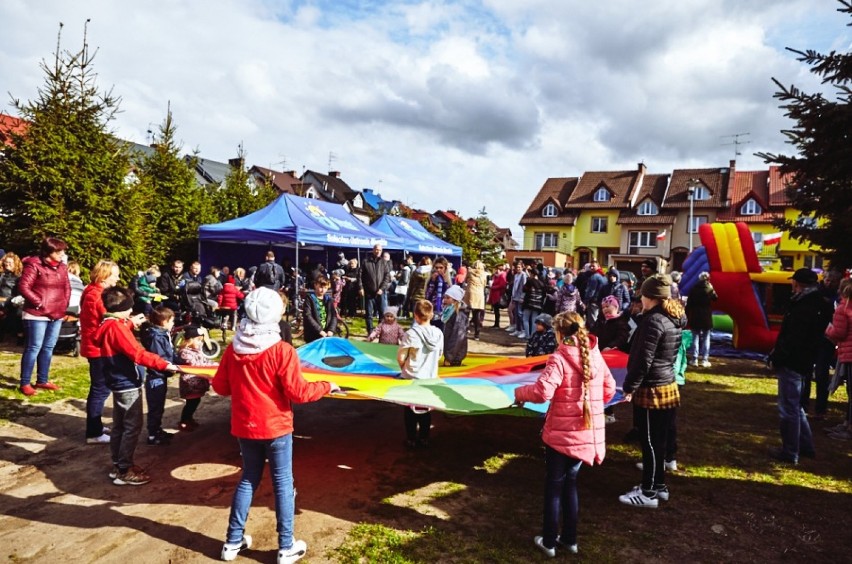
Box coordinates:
[147,432,172,446]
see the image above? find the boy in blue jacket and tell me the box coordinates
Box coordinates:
[142,306,178,446]
[94,287,179,486]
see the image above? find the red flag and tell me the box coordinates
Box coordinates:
[656,229,667,241]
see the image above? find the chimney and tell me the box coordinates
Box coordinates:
[229,157,245,169]
[329,171,341,178]
[637,162,646,174]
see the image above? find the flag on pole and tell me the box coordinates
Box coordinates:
[656,229,667,241]
[763,232,783,246]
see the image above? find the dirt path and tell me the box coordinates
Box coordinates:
[0,313,531,563]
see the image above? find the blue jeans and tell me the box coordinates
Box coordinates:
[692,330,711,361]
[227,434,296,550]
[110,388,143,471]
[541,446,582,548]
[20,318,63,387]
[777,367,815,461]
[522,308,539,336]
[364,293,387,335]
[514,302,525,332]
[86,357,111,438]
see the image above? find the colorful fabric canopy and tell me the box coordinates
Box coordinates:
[185,338,627,416]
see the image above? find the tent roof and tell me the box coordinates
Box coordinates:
[198,194,406,250]
[371,215,462,257]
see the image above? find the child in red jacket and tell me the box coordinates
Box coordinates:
[95,287,179,486]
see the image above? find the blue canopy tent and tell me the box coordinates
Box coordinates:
[370,215,462,260]
[198,194,406,272]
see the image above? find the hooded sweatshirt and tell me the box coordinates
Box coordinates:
[212,339,331,439]
[398,322,444,379]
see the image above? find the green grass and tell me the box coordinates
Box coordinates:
[0,350,90,422]
[331,357,852,562]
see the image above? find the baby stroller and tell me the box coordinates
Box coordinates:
[174,281,222,358]
[54,306,80,357]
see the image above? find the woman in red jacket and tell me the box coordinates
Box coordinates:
[514,311,616,557]
[213,287,339,563]
[79,260,120,442]
[18,237,71,396]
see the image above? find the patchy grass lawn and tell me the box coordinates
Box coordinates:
[330,357,852,562]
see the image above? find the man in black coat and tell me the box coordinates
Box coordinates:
[768,268,834,464]
[359,244,391,334]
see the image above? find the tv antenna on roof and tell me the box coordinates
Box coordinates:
[721,132,750,158]
[328,151,337,171]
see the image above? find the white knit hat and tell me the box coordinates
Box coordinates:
[444,285,465,303]
[243,287,284,324]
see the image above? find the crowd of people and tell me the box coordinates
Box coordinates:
[1,238,850,562]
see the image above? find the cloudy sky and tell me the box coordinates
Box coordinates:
[1,0,849,234]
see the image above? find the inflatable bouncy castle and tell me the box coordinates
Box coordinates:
[679,222,792,353]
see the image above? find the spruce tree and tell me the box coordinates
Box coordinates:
[470,208,503,269]
[758,0,852,269]
[0,23,149,275]
[136,106,213,264]
[216,144,277,221]
[444,219,474,264]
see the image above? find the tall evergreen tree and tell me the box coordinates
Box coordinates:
[0,23,148,272]
[470,208,503,269]
[216,144,278,221]
[136,106,214,264]
[443,219,474,264]
[758,0,852,269]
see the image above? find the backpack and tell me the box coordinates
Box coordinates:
[255,261,278,288]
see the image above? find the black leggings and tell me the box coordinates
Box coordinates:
[181,398,201,423]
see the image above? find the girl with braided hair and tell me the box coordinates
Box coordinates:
[514,311,616,558]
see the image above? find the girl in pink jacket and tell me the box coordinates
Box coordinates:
[825,278,852,440]
[514,311,616,558]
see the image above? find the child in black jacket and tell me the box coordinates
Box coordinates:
[142,306,178,446]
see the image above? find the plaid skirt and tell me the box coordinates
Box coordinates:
[633,382,680,409]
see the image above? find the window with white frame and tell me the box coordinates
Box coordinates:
[591,217,608,233]
[542,202,558,217]
[637,200,658,215]
[629,231,658,248]
[688,215,709,233]
[534,232,558,249]
[741,198,761,215]
[692,186,709,200]
[593,187,610,202]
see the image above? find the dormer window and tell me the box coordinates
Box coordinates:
[542,202,558,217]
[692,186,709,201]
[741,198,761,215]
[637,200,658,216]
[593,187,610,202]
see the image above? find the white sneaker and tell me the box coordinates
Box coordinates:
[692,359,700,367]
[86,433,110,445]
[278,540,307,564]
[516,332,527,339]
[221,535,252,561]
[636,460,677,472]
[533,536,556,558]
[701,360,711,368]
[505,325,516,332]
[618,485,658,508]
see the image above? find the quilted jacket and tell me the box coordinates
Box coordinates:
[826,299,852,363]
[514,335,616,465]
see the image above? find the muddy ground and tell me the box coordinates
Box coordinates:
[0,316,534,563]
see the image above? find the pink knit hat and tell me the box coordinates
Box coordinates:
[601,295,621,311]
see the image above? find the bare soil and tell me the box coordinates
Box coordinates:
[0,315,533,563]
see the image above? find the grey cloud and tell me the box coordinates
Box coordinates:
[320,66,540,155]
